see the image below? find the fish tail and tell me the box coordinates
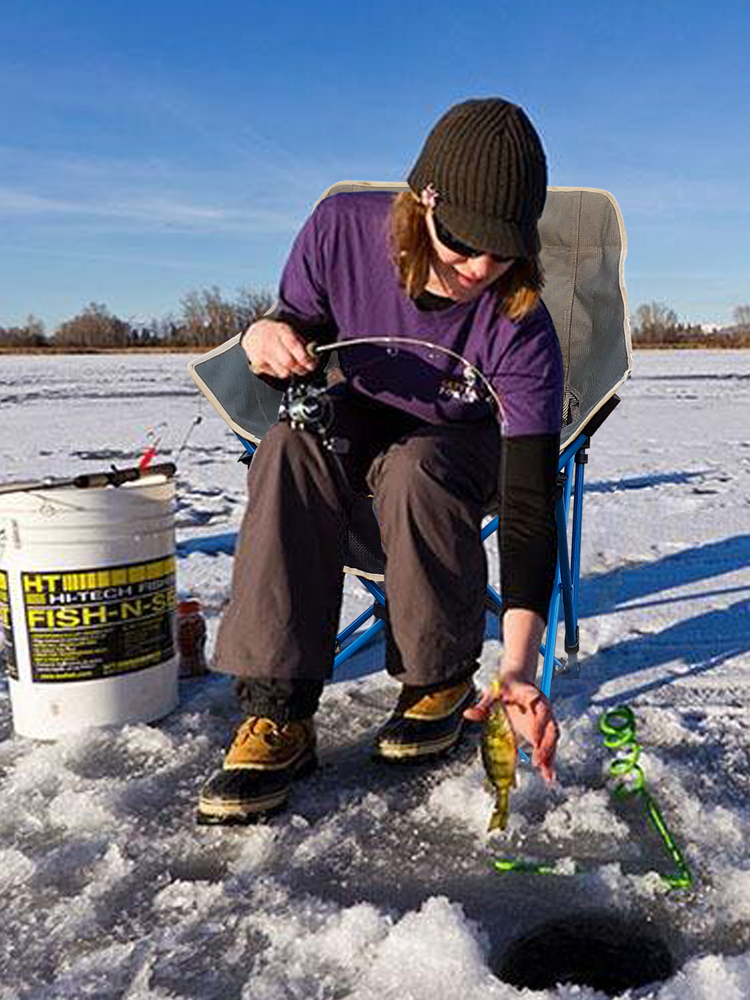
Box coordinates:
[487,808,508,832]
[487,791,510,832]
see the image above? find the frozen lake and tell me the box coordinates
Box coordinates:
[1,349,750,999]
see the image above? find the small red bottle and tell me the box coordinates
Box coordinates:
[176,598,208,677]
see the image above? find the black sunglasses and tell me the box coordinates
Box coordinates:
[433,215,513,265]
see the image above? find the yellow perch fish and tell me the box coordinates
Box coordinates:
[481,696,517,832]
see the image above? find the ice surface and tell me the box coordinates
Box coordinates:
[1,350,750,997]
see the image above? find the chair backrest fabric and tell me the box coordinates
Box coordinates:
[187,183,632,452]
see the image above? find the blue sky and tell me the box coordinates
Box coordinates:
[1,0,748,331]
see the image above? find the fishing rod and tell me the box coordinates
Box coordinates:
[275,335,505,444]
[312,335,505,420]
[0,463,177,497]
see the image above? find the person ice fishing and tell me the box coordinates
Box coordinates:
[198,97,562,824]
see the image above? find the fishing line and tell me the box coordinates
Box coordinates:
[174,412,204,465]
[492,706,694,890]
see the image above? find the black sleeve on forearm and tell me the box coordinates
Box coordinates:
[498,432,561,623]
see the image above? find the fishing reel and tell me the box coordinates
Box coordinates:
[278,377,350,456]
[277,340,333,436]
[278,379,334,435]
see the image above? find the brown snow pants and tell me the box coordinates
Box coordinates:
[214,391,501,721]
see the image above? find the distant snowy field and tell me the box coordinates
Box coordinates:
[1,350,750,999]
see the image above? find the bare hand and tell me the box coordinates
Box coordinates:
[242,319,318,379]
[465,678,559,784]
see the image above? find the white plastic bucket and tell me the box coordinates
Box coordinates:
[0,474,178,739]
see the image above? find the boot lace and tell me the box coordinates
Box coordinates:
[234,715,288,748]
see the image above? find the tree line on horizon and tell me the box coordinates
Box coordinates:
[1,288,750,350]
[0,287,275,350]
[632,302,750,348]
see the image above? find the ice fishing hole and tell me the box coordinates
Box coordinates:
[493,910,674,994]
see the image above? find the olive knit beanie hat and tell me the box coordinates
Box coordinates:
[407,97,547,259]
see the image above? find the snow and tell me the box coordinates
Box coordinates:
[1,349,750,998]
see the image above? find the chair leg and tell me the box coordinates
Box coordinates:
[334,617,386,667]
[333,578,386,669]
[565,442,589,675]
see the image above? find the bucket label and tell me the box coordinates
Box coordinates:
[21,556,177,683]
[0,569,18,680]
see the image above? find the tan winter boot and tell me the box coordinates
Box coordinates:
[197,716,316,823]
[374,679,476,760]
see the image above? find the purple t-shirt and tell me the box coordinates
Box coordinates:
[275,191,563,438]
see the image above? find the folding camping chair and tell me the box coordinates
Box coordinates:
[184,182,632,703]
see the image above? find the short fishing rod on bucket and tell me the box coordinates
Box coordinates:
[0,402,204,497]
[0,462,178,496]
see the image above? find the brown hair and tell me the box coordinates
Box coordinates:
[388,191,544,321]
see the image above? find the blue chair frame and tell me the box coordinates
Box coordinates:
[177,419,609,704]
